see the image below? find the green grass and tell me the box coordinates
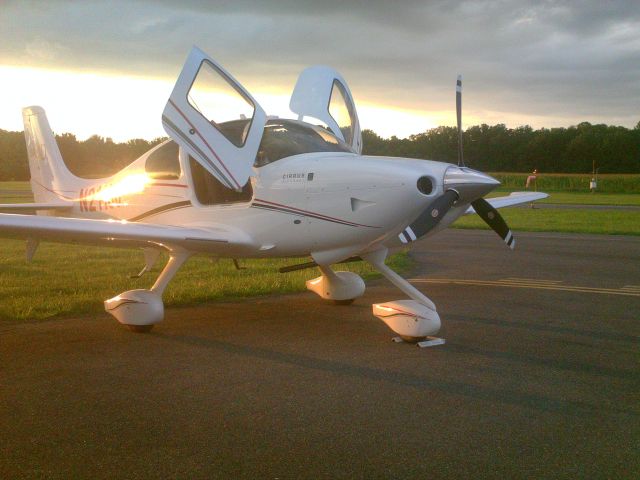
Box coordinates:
[1,179,639,322]
[0,196,32,203]
[0,181,411,322]
[0,181,31,191]
[537,192,640,206]
[0,239,410,321]
[486,191,640,206]
[491,173,640,194]
[453,207,640,236]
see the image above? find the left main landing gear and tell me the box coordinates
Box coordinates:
[104,249,190,332]
[306,264,365,304]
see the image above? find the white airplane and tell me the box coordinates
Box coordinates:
[0,47,546,341]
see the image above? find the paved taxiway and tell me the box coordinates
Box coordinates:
[1,229,638,479]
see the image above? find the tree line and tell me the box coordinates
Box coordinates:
[0,132,165,180]
[362,121,640,174]
[0,121,638,180]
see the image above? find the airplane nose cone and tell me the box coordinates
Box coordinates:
[443,166,500,203]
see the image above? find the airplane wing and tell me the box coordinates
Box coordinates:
[0,213,254,253]
[464,192,548,214]
[0,202,73,211]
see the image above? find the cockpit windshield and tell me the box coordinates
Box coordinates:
[255,119,354,166]
[218,118,354,167]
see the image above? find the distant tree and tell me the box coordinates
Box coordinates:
[0,131,162,181]
[1,122,638,181]
[0,129,28,180]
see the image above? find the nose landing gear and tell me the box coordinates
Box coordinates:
[363,248,444,345]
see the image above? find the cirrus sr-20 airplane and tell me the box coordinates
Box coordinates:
[0,46,546,343]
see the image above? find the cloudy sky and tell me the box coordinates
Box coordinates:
[1,0,638,141]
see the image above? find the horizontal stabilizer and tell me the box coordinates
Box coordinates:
[465,192,548,214]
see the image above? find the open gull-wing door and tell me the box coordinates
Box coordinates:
[162,46,266,191]
[289,66,362,154]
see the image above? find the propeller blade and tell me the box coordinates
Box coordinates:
[456,75,464,167]
[471,198,515,249]
[398,190,459,244]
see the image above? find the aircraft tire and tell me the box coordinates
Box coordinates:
[331,299,355,306]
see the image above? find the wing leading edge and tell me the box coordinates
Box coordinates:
[464,192,548,214]
[0,213,254,253]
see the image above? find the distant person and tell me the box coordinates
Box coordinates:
[526,169,538,208]
[590,177,597,193]
[525,169,538,191]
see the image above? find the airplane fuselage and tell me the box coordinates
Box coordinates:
[61,143,471,260]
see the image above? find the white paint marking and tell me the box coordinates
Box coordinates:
[505,231,513,244]
[408,278,640,297]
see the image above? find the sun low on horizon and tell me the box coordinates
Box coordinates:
[0,65,452,143]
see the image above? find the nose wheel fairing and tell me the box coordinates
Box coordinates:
[362,248,443,342]
[373,300,441,341]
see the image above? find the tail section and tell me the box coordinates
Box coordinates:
[22,106,81,203]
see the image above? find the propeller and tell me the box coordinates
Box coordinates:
[398,190,458,244]
[456,75,464,167]
[456,74,515,249]
[470,198,515,249]
[398,74,516,249]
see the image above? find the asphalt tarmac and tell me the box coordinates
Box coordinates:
[1,230,638,479]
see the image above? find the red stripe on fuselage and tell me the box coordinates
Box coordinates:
[148,183,188,188]
[253,198,380,228]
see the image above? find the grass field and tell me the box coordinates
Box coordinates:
[0,181,31,190]
[536,192,640,206]
[491,172,640,194]
[1,179,638,321]
[452,207,640,236]
[486,191,640,206]
[0,240,410,321]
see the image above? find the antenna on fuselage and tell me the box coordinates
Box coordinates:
[456,74,465,167]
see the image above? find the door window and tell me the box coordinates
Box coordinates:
[187,60,255,147]
[328,80,356,145]
[189,156,252,205]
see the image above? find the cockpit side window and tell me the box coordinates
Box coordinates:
[189,156,252,205]
[145,141,181,180]
[254,119,353,167]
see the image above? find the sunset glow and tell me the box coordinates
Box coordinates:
[0,66,178,141]
[0,66,451,142]
[90,173,151,203]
